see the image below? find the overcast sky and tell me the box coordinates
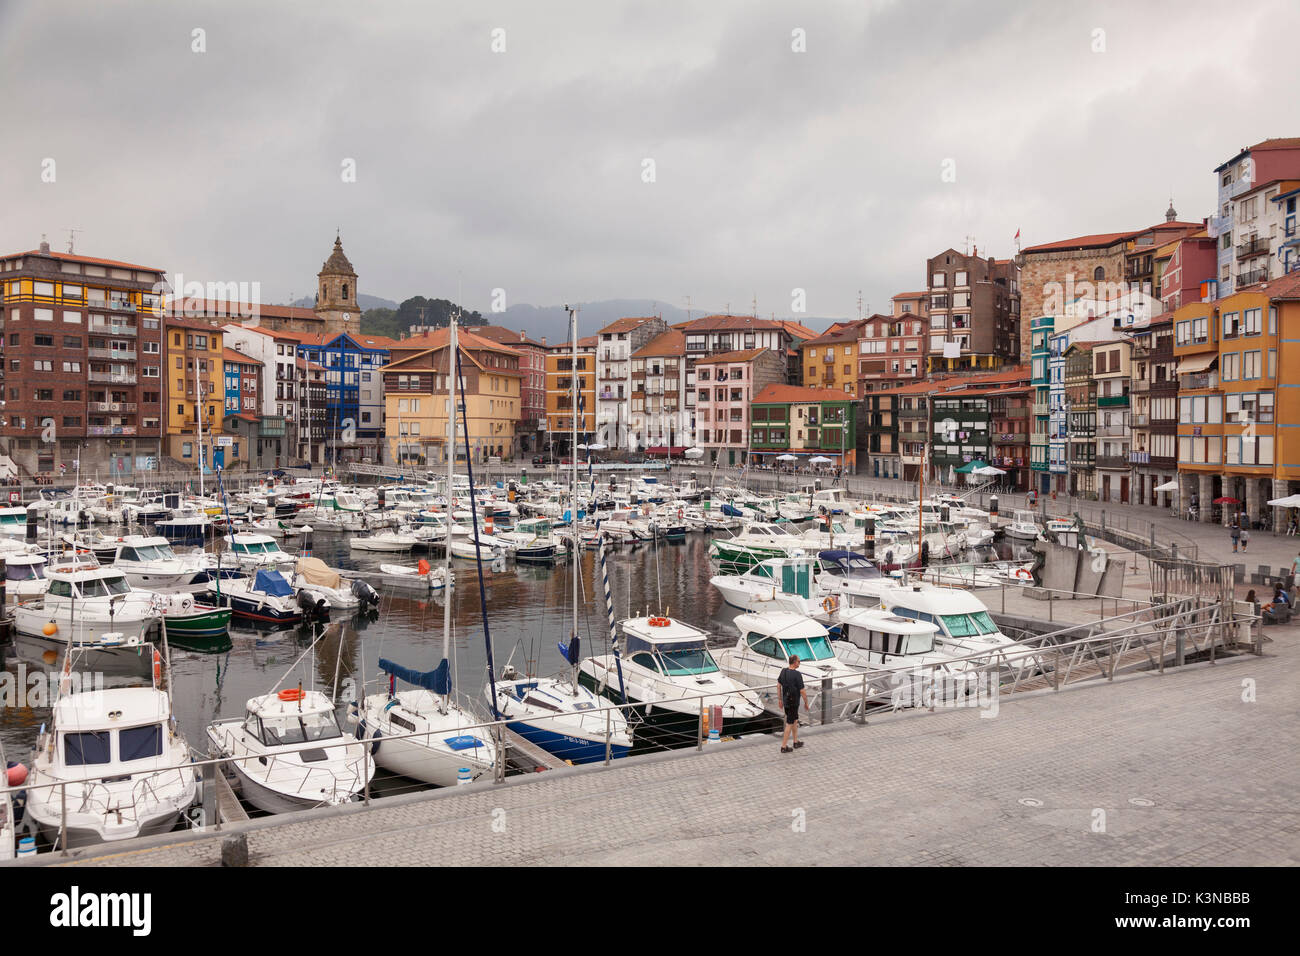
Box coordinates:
[3,0,1298,326]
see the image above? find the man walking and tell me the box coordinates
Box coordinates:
[1230,521,1240,553]
[778,655,808,754]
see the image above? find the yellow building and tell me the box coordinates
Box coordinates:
[382,327,522,466]
[163,316,243,469]
[545,335,596,456]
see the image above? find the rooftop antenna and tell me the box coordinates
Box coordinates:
[65,228,81,254]
[683,295,693,323]
[857,290,863,320]
[965,235,977,256]
[751,294,757,318]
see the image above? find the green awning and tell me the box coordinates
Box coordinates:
[954,460,984,474]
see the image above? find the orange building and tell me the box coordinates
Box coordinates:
[545,335,596,456]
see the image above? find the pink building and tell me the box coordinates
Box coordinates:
[1161,231,1218,312]
[694,348,785,467]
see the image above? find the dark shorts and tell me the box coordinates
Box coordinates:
[783,700,800,725]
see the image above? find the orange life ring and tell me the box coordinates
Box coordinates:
[822,595,839,613]
[278,688,304,701]
[648,616,671,627]
[1015,568,1033,581]
[152,649,162,686]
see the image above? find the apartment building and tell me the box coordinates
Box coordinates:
[474,326,548,454]
[163,316,236,469]
[694,348,784,467]
[545,335,596,457]
[1210,138,1300,296]
[749,385,857,471]
[0,241,166,478]
[857,312,927,393]
[382,326,522,466]
[1092,339,1132,503]
[629,329,694,454]
[924,249,1021,372]
[221,322,299,465]
[800,321,864,396]
[1029,315,1054,491]
[1128,316,1179,507]
[856,390,901,480]
[593,316,668,451]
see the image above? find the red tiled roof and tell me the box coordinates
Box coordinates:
[7,248,165,273]
[753,384,856,404]
[222,348,262,366]
[164,315,226,333]
[181,298,318,321]
[693,348,769,364]
[777,320,818,339]
[891,291,928,300]
[598,316,663,335]
[393,326,521,355]
[682,314,782,332]
[1021,232,1135,253]
[632,329,685,358]
[802,320,865,347]
[1261,270,1300,300]
[473,324,547,349]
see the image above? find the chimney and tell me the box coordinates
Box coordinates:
[541,336,547,346]
[39,238,50,254]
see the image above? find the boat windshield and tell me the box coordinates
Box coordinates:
[780,635,835,662]
[78,575,131,598]
[897,632,936,655]
[940,611,999,637]
[821,556,880,579]
[657,647,720,675]
[259,710,343,746]
[237,541,266,554]
[6,563,44,581]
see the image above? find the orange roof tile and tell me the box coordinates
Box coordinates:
[632,329,686,358]
[7,248,165,273]
[753,384,857,404]
[221,348,262,365]
[598,316,663,335]
[682,314,782,332]
[1021,232,1135,254]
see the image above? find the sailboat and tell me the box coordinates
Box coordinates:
[355,311,497,786]
[485,306,633,763]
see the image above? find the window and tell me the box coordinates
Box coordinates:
[118,724,163,761]
[62,390,80,401]
[1243,308,1261,335]
[34,334,53,346]
[64,731,111,766]
[1244,350,1261,379]
[33,360,52,371]
[63,336,81,347]
[1093,267,1105,281]
[182,442,193,458]
[62,362,81,373]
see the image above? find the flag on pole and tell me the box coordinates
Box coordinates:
[59,462,66,475]
[1014,228,1020,241]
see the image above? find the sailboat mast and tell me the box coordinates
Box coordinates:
[570,306,580,687]
[197,366,206,500]
[441,313,458,709]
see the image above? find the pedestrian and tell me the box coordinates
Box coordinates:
[777,654,808,754]
[1230,522,1240,553]
[1240,525,1250,552]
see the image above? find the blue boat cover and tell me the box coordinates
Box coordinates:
[721,504,743,517]
[557,635,580,664]
[818,550,867,562]
[254,568,293,597]
[379,657,451,695]
[444,735,483,751]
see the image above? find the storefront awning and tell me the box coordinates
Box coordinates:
[1176,354,1218,374]
[645,446,687,455]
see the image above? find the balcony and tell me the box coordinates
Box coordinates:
[87,348,136,362]
[88,371,137,384]
[1179,373,1216,390]
[1032,400,1048,416]
[1097,394,1129,408]
[1130,378,1151,392]
[86,425,137,437]
[105,300,137,313]
[88,320,137,337]
[1095,422,1129,437]
[1095,454,1129,470]
[88,402,137,413]
[1236,237,1269,259]
[1129,450,1150,464]
[1237,266,1267,287]
[994,433,1028,445]
[259,417,286,437]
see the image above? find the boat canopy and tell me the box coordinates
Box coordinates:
[379,657,452,695]
[296,557,341,590]
[817,550,882,578]
[253,569,293,597]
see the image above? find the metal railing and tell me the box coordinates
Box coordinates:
[6,589,1250,860]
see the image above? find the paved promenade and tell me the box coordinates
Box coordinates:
[37,629,1298,868]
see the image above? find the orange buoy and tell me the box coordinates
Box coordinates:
[417,559,430,575]
[5,763,28,787]
[648,616,671,627]
[42,621,58,637]
[42,649,58,665]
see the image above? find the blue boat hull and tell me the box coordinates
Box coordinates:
[505,720,630,764]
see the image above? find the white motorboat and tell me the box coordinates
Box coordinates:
[709,555,830,619]
[26,685,196,847]
[1004,510,1040,540]
[830,606,978,706]
[9,561,162,677]
[577,615,778,747]
[3,552,48,604]
[207,688,373,814]
[224,533,297,570]
[0,505,28,537]
[110,535,212,592]
[349,530,419,553]
[494,517,560,562]
[208,568,327,625]
[715,613,867,722]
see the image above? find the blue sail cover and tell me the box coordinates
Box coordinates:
[557,635,580,664]
[721,504,743,517]
[379,657,451,695]
[254,568,293,598]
